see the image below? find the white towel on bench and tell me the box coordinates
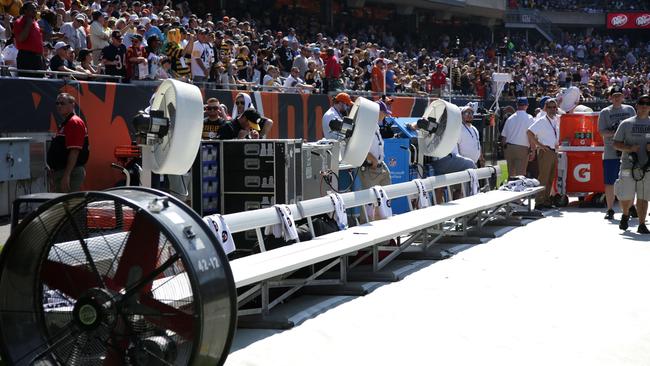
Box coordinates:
[468,169,479,196]
[328,192,348,230]
[413,179,430,208]
[264,204,299,241]
[203,214,236,254]
[366,185,392,221]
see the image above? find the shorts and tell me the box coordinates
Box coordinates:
[602,159,621,185]
[430,154,477,175]
[614,169,650,201]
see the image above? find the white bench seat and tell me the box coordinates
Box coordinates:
[230,187,543,288]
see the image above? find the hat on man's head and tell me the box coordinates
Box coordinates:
[334,92,353,106]
[539,96,550,109]
[377,100,392,116]
[131,33,143,41]
[241,108,261,131]
[75,13,86,21]
[54,41,70,51]
[516,97,529,105]
[608,85,623,96]
[638,94,650,104]
[436,63,443,69]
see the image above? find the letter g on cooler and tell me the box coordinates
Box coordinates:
[574,163,591,183]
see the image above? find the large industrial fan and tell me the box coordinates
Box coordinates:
[416,99,462,158]
[0,80,236,365]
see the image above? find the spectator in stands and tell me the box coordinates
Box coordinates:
[321,92,353,140]
[13,1,45,77]
[49,41,76,75]
[102,30,126,80]
[262,65,282,91]
[203,97,228,139]
[598,85,636,220]
[283,66,314,93]
[164,27,191,81]
[1,38,18,71]
[191,28,212,82]
[126,34,147,80]
[89,11,110,64]
[292,45,310,78]
[501,97,535,177]
[527,98,560,210]
[60,13,87,52]
[76,48,99,76]
[370,58,385,94]
[429,63,446,97]
[145,35,161,79]
[324,47,342,92]
[47,92,89,192]
[275,37,293,76]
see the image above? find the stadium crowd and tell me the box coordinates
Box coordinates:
[0,0,648,100]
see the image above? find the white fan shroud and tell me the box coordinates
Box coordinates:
[149,79,204,175]
[419,99,462,158]
[339,97,380,168]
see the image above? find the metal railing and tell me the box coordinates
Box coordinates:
[0,65,123,82]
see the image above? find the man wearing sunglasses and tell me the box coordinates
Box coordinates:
[527,98,560,210]
[613,95,650,234]
[203,98,227,139]
[47,93,89,192]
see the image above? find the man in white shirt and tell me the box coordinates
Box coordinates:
[59,14,87,52]
[527,98,560,210]
[191,28,213,82]
[457,105,483,166]
[321,92,352,140]
[283,66,314,93]
[501,97,535,176]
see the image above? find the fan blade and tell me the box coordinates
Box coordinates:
[42,261,104,300]
[113,212,160,291]
[139,297,194,340]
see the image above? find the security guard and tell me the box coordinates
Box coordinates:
[613,94,650,234]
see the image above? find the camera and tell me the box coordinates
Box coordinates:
[329,116,354,138]
[416,117,439,134]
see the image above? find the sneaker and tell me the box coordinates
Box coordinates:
[638,224,650,234]
[619,214,629,231]
[629,205,638,218]
[604,209,615,220]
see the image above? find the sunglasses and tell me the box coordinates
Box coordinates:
[55,101,69,105]
[206,106,220,111]
[235,101,245,105]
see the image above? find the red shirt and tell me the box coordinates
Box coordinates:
[13,16,43,54]
[58,114,87,149]
[324,55,341,78]
[430,71,446,89]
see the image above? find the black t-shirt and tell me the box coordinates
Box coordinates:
[275,45,293,72]
[102,44,127,77]
[203,117,226,139]
[49,54,74,75]
[217,120,242,140]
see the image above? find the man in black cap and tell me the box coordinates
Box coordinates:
[218,108,264,140]
[101,30,127,80]
[613,95,650,234]
[599,85,637,220]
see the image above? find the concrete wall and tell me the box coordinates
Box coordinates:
[541,11,606,27]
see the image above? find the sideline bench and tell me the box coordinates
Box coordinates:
[220,167,544,327]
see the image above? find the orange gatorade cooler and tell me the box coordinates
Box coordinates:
[557,148,605,195]
[559,113,603,147]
